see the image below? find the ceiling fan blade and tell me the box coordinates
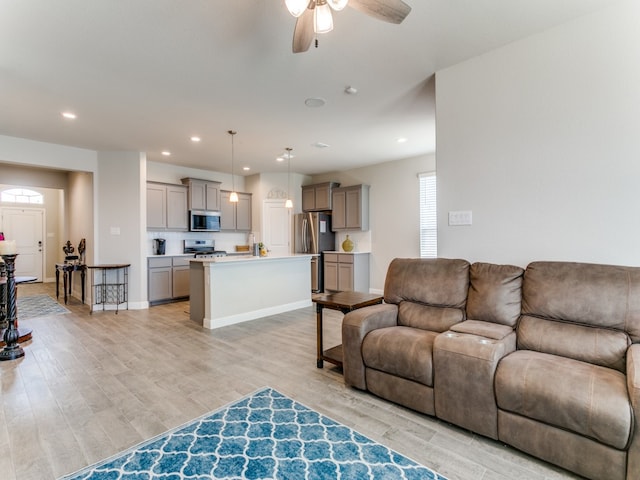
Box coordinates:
[293,7,314,53]
[348,0,412,24]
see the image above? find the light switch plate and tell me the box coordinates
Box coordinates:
[449,210,472,226]
[110,226,121,235]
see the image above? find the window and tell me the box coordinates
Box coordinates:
[419,172,437,258]
[0,188,43,204]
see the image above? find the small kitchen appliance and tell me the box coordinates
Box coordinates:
[153,238,166,255]
[189,210,221,232]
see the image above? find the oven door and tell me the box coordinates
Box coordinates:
[190,211,221,232]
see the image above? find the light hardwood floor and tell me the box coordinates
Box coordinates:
[0,283,582,480]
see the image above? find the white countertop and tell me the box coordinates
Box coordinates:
[323,251,371,254]
[191,254,313,264]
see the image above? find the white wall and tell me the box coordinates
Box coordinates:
[96,151,146,308]
[436,1,640,267]
[313,153,435,292]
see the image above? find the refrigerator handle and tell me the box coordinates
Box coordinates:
[302,218,309,252]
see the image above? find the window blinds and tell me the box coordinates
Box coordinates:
[419,172,437,258]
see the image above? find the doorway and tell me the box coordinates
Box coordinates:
[262,200,291,257]
[0,207,45,281]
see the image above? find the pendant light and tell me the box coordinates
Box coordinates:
[228,130,238,203]
[285,147,293,209]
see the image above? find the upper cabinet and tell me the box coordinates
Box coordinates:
[181,178,221,211]
[147,182,188,231]
[331,184,370,231]
[302,182,340,212]
[220,190,252,231]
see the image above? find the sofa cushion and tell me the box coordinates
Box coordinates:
[362,326,437,387]
[495,350,633,450]
[398,301,464,332]
[522,261,640,343]
[517,315,630,372]
[467,262,524,327]
[450,319,513,340]
[384,258,469,308]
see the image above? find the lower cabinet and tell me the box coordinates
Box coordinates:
[323,252,370,292]
[148,256,191,304]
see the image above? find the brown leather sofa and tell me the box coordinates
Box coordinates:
[342,258,640,480]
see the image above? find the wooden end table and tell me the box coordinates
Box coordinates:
[312,291,383,368]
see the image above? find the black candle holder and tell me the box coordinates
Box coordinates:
[0,254,25,361]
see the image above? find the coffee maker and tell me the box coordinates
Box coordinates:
[153,238,166,255]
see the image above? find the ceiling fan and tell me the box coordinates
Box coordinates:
[285,0,412,53]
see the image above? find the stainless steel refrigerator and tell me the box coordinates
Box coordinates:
[294,212,335,292]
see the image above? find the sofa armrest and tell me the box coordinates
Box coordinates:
[627,344,640,477]
[342,303,398,390]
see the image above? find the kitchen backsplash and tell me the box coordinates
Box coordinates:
[147,231,251,256]
[335,230,372,253]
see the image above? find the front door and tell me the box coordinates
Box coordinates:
[0,207,44,281]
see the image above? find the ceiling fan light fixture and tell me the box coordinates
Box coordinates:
[327,0,348,11]
[314,2,334,34]
[285,0,309,17]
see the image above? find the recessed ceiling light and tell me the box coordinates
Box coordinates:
[276,156,285,162]
[243,166,250,171]
[344,86,358,95]
[190,136,201,142]
[312,142,330,148]
[161,151,171,156]
[61,112,77,119]
[396,137,408,143]
[305,97,326,108]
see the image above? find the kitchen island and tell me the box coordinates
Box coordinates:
[190,254,313,329]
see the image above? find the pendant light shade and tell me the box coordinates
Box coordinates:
[285,147,293,209]
[314,2,334,33]
[327,0,348,11]
[228,130,238,203]
[285,0,308,17]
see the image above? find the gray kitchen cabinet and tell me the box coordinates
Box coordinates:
[171,256,191,298]
[331,184,370,231]
[323,252,370,292]
[148,256,191,304]
[181,178,221,211]
[220,190,252,231]
[147,182,188,231]
[148,257,172,302]
[147,183,167,229]
[302,182,339,212]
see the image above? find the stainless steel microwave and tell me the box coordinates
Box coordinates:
[189,210,221,232]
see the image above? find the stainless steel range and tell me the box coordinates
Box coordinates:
[183,239,227,258]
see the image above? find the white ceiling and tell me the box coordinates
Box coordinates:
[0,0,618,176]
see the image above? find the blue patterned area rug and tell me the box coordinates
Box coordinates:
[61,387,446,480]
[17,294,70,320]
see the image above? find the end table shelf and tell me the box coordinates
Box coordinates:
[88,264,130,314]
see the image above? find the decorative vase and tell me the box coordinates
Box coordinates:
[342,235,354,252]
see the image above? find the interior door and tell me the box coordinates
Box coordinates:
[0,207,44,281]
[262,200,291,257]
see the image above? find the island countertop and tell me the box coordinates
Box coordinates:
[189,254,313,329]
[190,253,313,264]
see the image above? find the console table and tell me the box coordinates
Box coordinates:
[55,263,86,304]
[312,291,383,368]
[88,264,130,314]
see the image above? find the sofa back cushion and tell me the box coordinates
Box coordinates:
[523,261,640,341]
[518,315,630,372]
[520,261,640,370]
[466,262,524,327]
[384,258,469,331]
